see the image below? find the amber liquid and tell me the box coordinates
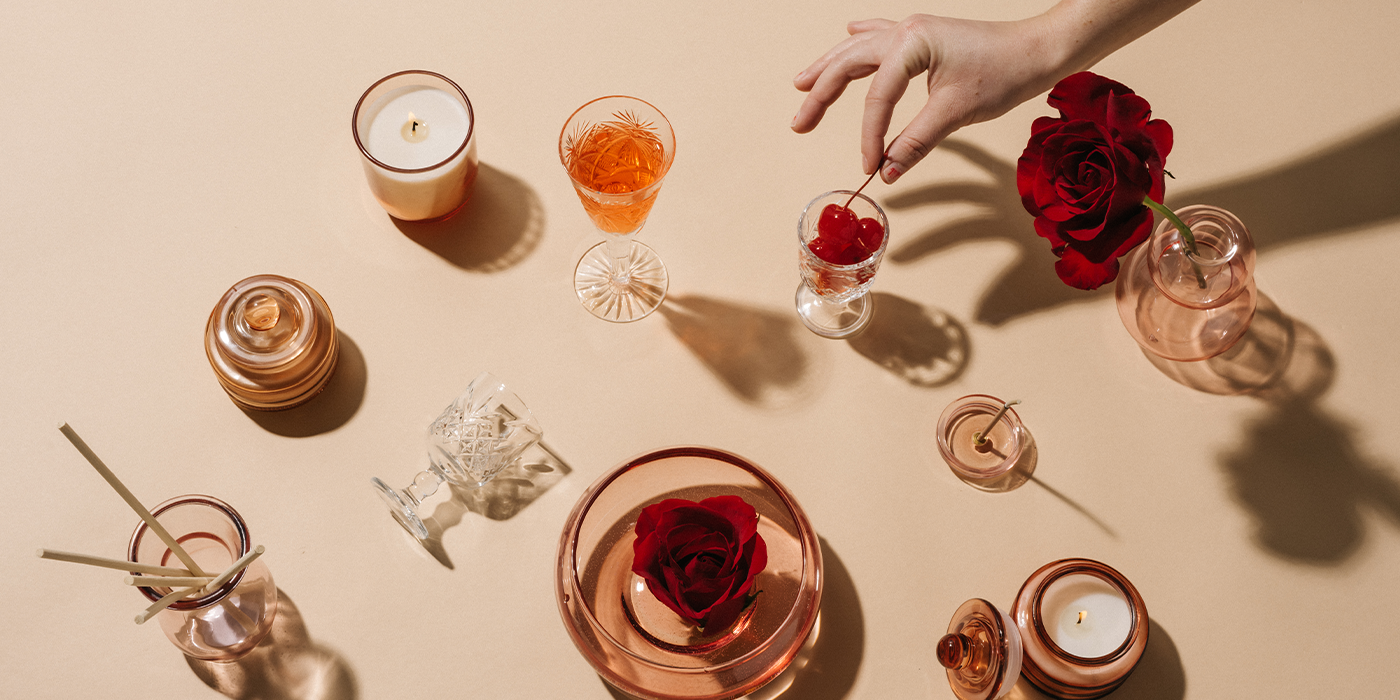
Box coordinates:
[564,115,666,234]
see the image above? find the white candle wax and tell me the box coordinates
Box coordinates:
[1040,573,1133,658]
[364,86,470,169]
[354,74,478,221]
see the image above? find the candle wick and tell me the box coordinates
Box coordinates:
[974,399,1021,446]
[1077,610,1087,625]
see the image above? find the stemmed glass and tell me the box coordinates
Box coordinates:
[795,190,890,338]
[559,96,676,322]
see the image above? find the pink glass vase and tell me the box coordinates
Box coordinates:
[1115,205,1257,362]
[128,496,277,661]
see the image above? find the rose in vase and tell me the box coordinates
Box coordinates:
[1016,71,1179,290]
[631,496,768,632]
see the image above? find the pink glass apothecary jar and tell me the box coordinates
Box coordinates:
[128,495,277,661]
[205,274,339,411]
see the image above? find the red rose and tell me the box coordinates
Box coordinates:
[1016,72,1173,290]
[631,495,768,631]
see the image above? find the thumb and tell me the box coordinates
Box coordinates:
[881,96,968,183]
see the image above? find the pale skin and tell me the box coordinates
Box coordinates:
[792,0,1202,183]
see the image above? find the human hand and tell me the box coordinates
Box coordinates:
[792,14,1062,184]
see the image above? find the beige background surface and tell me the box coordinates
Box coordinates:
[3,1,1399,698]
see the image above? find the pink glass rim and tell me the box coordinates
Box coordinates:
[558,445,820,673]
[1025,559,1146,664]
[1146,204,1253,309]
[557,95,676,198]
[935,394,1026,478]
[797,190,890,270]
[352,69,475,174]
[127,495,251,610]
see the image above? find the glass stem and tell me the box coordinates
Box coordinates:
[1143,197,1206,289]
[604,234,634,284]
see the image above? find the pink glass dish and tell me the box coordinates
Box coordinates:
[556,447,822,700]
[1011,559,1148,699]
[128,496,277,661]
[936,395,1034,488]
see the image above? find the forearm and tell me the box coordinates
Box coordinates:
[1037,0,1202,76]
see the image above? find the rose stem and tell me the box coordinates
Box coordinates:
[973,399,1021,446]
[845,152,888,209]
[1142,197,1206,289]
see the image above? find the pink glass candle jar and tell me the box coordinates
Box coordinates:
[556,447,822,700]
[1115,205,1257,361]
[1011,559,1148,699]
[353,70,479,222]
[937,598,1023,700]
[936,395,1035,489]
[205,274,339,411]
[128,496,277,661]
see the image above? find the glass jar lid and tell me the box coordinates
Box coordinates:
[938,598,1023,700]
[204,274,338,410]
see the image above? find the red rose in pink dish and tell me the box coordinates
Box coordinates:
[631,495,768,631]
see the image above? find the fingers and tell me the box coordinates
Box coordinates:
[881,95,968,184]
[860,54,926,173]
[792,19,894,134]
[792,34,884,134]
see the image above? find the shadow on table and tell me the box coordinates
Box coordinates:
[242,330,366,437]
[1220,395,1400,565]
[659,294,818,408]
[393,163,545,272]
[846,293,970,387]
[885,113,1400,327]
[602,537,863,700]
[1133,294,1400,565]
[187,591,357,700]
[413,442,572,569]
[1004,618,1184,700]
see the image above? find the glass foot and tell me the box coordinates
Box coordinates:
[794,282,871,338]
[575,241,668,322]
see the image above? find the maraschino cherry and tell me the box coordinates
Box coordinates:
[808,156,887,266]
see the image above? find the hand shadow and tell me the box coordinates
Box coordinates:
[883,139,1108,327]
[1004,618,1184,700]
[845,292,969,387]
[888,113,1400,327]
[601,537,863,700]
[242,330,367,437]
[186,590,357,700]
[393,163,545,272]
[659,294,817,408]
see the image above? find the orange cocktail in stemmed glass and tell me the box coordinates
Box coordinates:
[560,96,675,322]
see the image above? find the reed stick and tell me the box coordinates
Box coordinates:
[57,423,208,577]
[37,548,192,577]
[124,575,214,588]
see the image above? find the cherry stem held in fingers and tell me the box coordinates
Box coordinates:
[845,152,888,209]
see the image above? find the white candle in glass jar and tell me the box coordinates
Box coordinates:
[353,71,478,221]
[1040,573,1133,658]
[364,86,469,169]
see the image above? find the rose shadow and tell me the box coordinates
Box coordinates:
[392,162,545,272]
[601,537,863,700]
[845,293,970,387]
[241,330,367,437]
[659,294,817,408]
[186,590,357,700]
